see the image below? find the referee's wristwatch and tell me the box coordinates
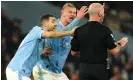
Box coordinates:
[117,42,121,47]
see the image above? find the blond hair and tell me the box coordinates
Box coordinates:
[62,3,76,10]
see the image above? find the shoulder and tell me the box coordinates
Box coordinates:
[101,25,112,34]
[33,25,42,30]
[76,22,88,31]
[33,26,45,32]
[104,25,112,33]
[80,22,89,27]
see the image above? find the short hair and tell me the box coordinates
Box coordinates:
[40,14,55,26]
[62,3,76,10]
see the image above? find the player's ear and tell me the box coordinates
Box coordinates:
[44,22,48,27]
[41,21,47,27]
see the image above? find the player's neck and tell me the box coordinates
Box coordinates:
[60,17,69,27]
[43,27,49,31]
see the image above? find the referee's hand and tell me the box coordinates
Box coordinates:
[118,37,128,47]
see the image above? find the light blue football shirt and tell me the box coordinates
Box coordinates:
[36,18,80,73]
[7,26,45,77]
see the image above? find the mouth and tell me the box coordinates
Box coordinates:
[69,17,74,21]
[52,27,56,31]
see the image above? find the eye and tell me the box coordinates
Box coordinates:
[69,11,72,13]
[52,19,55,23]
[73,12,76,14]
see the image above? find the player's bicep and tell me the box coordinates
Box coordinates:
[38,30,52,39]
[35,27,45,39]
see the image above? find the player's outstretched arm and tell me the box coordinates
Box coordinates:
[42,27,77,38]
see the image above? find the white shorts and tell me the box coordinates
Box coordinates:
[33,66,69,80]
[6,67,31,80]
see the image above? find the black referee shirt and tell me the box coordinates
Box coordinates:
[71,21,117,64]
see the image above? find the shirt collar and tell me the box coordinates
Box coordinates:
[57,19,65,28]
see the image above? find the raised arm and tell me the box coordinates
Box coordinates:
[63,6,88,31]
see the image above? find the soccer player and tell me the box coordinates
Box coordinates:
[33,3,88,80]
[6,14,76,80]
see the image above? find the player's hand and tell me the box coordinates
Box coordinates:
[118,37,128,47]
[71,33,74,37]
[77,6,88,19]
[70,27,78,35]
[41,46,52,57]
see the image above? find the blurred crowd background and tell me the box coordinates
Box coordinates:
[1,1,133,80]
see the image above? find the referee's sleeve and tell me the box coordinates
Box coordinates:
[105,29,117,50]
[71,29,79,51]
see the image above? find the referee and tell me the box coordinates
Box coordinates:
[71,3,128,80]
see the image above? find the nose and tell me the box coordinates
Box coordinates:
[53,23,57,30]
[72,12,76,16]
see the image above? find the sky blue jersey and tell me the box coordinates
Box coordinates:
[7,26,45,77]
[36,18,80,73]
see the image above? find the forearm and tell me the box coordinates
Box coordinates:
[53,31,72,38]
[107,36,128,55]
[109,42,121,54]
[62,17,80,31]
[42,31,71,38]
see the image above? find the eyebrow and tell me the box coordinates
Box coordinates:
[52,18,56,22]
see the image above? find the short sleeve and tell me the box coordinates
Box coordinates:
[37,29,44,39]
[34,26,45,39]
[105,29,117,50]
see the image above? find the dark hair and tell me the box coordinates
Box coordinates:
[40,14,55,26]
